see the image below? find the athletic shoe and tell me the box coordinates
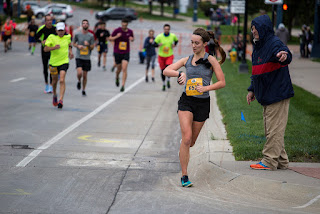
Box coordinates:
[120,86,125,92]
[152,77,155,82]
[111,66,115,72]
[52,95,58,106]
[250,161,271,170]
[162,85,166,91]
[98,61,101,67]
[116,78,120,87]
[103,66,106,71]
[181,175,193,187]
[82,91,86,96]
[57,100,63,109]
[48,85,53,93]
[145,76,148,82]
[167,81,171,89]
[77,81,81,90]
[44,84,49,93]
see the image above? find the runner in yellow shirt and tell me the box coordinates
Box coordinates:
[44,22,74,109]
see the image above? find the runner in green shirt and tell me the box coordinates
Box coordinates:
[154,24,178,91]
[44,22,74,109]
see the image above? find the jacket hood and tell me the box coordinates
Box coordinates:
[251,15,274,43]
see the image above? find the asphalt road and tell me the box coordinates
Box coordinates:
[0,7,319,214]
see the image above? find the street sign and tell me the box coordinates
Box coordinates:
[231,0,245,14]
[265,0,283,4]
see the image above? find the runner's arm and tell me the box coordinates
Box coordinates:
[163,57,187,77]
[204,55,225,91]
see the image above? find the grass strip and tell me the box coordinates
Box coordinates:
[216,59,320,162]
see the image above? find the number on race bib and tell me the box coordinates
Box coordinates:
[119,42,127,50]
[49,66,58,75]
[163,46,169,54]
[80,46,89,55]
[186,78,203,96]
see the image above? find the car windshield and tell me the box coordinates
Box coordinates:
[105,8,113,13]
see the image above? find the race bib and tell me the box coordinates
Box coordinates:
[186,78,203,96]
[80,46,89,55]
[5,30,11,36]
[119,41,127,50]
[29,31,35,37]
[163,46,169,54]
[49,66,58,75]
[97,45,100,52]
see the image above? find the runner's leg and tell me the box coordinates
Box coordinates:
[121,60,129,87]
[190,121,205,147]
[82,71,88,91]
[178,110,194,176]
[59,70,66,101]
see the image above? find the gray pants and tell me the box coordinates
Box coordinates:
[262,98,290,170]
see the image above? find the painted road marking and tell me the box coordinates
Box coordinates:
[78,135,120,143]
[16,76,145,167]
[293,194,320,209]
[0,189,31,195]
[10,77,26,83]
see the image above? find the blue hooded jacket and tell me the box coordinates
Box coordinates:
[248,15,294,105]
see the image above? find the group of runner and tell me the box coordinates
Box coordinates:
[4,17,227,188]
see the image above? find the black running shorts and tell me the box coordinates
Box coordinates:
[114,52,130,64]
[49,63,69,75]
[76,59,91,71]
[178,92,210,122]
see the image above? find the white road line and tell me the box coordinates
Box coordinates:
[16,76,145,167]
[293,194,320,209]
[10,77,26,83]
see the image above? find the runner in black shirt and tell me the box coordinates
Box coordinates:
[95,22,110,71]
[28,18,38,55]
[35,15,57,94]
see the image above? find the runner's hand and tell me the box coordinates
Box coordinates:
[84,41,89,46]
[54,45,60,50]
[116,32,122,38]
[69,52,74,60]
[196,84,207,93]
[247,91,255,105]
[41,40,46,45]
[78,45,84,50]
[276,51,288,62]
[177,72,186,85]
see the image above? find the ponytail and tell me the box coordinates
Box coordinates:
[207,31,226,65]
[193,28,226,64]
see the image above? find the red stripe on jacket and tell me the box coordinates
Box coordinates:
[252,62,287,75]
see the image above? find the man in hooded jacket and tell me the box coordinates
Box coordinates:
[246,15,294,171]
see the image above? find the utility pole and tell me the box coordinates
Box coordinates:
[238,0,248,73]
[193,0,198,22]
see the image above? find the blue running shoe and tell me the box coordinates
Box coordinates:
[48,85,53,93]
[181,175,193,187]
[44,84,49,94]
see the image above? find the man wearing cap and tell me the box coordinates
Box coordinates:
[44,22,74,109]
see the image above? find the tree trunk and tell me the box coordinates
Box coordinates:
[161,2,164,17]
[149,0,153,15]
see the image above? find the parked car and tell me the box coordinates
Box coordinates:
[21,1,40,14]
[95,7,138,21]
[34,3,73,19]
[47,7,67,22]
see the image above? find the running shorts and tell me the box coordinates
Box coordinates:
[158,55,174,70]
[178,92,210,122]
[29,36,36,43]
[98,43,108,54]
[114,52,130,64]
[3,35,11,42]
[76,59,91,71]
[49,63,69,75]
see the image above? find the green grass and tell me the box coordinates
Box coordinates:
[216,59,320,162]
[312,58,320,63]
